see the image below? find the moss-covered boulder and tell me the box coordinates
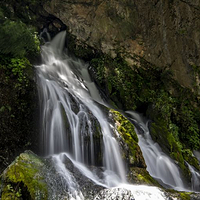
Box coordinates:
[109,109,162,187]
[128,167,161,187]
[0,151,48,200]
[110,109,146,168]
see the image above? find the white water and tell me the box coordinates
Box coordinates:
[36,31,177,199]
[52,154,84,200]
[125,111,186,190]
[37,31,126,185]
[187,163,200,191]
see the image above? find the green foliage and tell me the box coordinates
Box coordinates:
[154,90,176,121]
[91,57,106,84]
[91,56,141,109]
[3,184,22,199]
[177,105,200,150]
[150,118,200,180]
[0,19,40,57]
[153,86,200,150]
[0,106,6,112]
[0,55,31,92]
[0,105,12,113]
[91,55,169,111]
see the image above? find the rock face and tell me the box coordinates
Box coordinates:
[43,0,200,89]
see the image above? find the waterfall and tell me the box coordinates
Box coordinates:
[35,31,183,199]
[125,111,200,192]
[36,31,126,186]
[187,163,200,191]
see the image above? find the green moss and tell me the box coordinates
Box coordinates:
[111,109,138,141]
[1,152,47,200]
[137,172,159,186]
[179,192,191,200]
[110,109,142,166]
[128,167,161,187]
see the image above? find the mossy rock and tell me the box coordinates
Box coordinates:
[165,189,194,200]
[1,151,48,200]
[110,109,146,168]
[179,192,191,200]
[128,167,161,187]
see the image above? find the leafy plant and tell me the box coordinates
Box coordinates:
[0,56,31,92]
[0,19,40,57]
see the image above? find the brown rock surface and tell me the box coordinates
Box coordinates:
[43,0,200,89]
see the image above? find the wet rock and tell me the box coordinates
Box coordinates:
[94,188,135,200]
[190,193,200,200]
[55,154,104,199]
[110,109,146,169]
[0,151,105,200]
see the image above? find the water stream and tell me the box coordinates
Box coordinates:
[125,111,185,190]
[37,31,126,186]
[125,111,200,192]
[36,31,199,199]
[187,163,200,192]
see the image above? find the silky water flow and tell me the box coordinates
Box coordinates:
[36,31,188,199]
[125,111,200,192]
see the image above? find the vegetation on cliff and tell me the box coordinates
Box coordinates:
[90,53,200,180]
[0,7,40,173]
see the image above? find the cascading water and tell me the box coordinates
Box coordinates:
[125,111,200,192]
[187,163,200,191]
[37,31,126,186]
[36,31,176,199]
